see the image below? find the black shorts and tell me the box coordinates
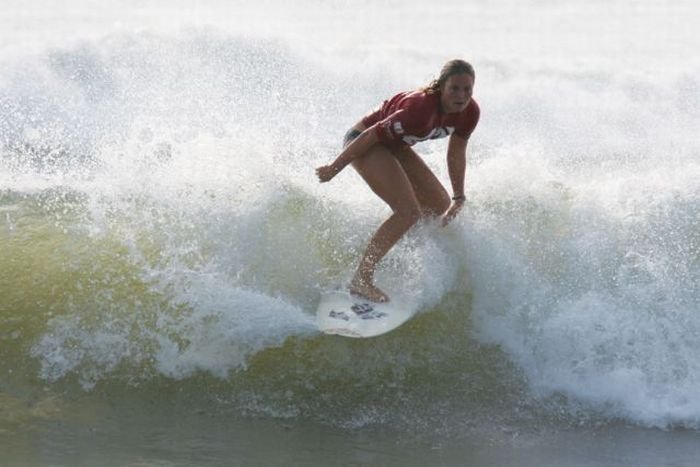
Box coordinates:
[343,128,362,148]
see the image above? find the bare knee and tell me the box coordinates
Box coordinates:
[434,192,451,216]
[421,192,451,218]
[395,205,422,227]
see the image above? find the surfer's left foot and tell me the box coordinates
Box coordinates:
[349,278,389,303]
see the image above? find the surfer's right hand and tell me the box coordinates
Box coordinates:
[316,164,340,183]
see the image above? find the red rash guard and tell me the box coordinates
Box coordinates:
[361,90,480,149]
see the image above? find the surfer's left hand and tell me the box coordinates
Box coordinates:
[441,199,465,227]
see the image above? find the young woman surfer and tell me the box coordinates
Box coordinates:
[316,59,480,303]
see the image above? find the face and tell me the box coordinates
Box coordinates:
[440,73,474,113]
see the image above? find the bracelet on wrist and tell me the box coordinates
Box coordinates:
[452,194,466,201]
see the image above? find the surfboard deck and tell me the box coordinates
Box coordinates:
[316,290,415,338]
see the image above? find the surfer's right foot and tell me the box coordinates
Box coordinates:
[349,278,389,303]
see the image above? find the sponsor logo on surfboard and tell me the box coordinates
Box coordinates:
[351,303,388,320]
[329,310,350,321]
[327,303,388,321]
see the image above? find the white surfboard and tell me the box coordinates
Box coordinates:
[316,290,416,338]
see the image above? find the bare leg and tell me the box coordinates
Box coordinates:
[350,145,422,302]
[395,146,451,217]
[351,147,453,301]
[351,212,419,302]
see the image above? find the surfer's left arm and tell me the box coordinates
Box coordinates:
[442,134,468,227]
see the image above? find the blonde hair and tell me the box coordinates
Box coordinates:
[424,59,475,94]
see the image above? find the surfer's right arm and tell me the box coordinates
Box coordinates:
[316,128,379,183]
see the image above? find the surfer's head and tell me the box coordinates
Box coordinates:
[425,60,475,93]
[425,59,475,114]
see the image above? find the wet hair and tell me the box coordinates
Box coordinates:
[424,59,475,94]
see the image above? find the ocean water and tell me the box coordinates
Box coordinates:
[1,0,700,465]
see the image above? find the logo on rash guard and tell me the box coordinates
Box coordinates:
[402,126,455,145]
